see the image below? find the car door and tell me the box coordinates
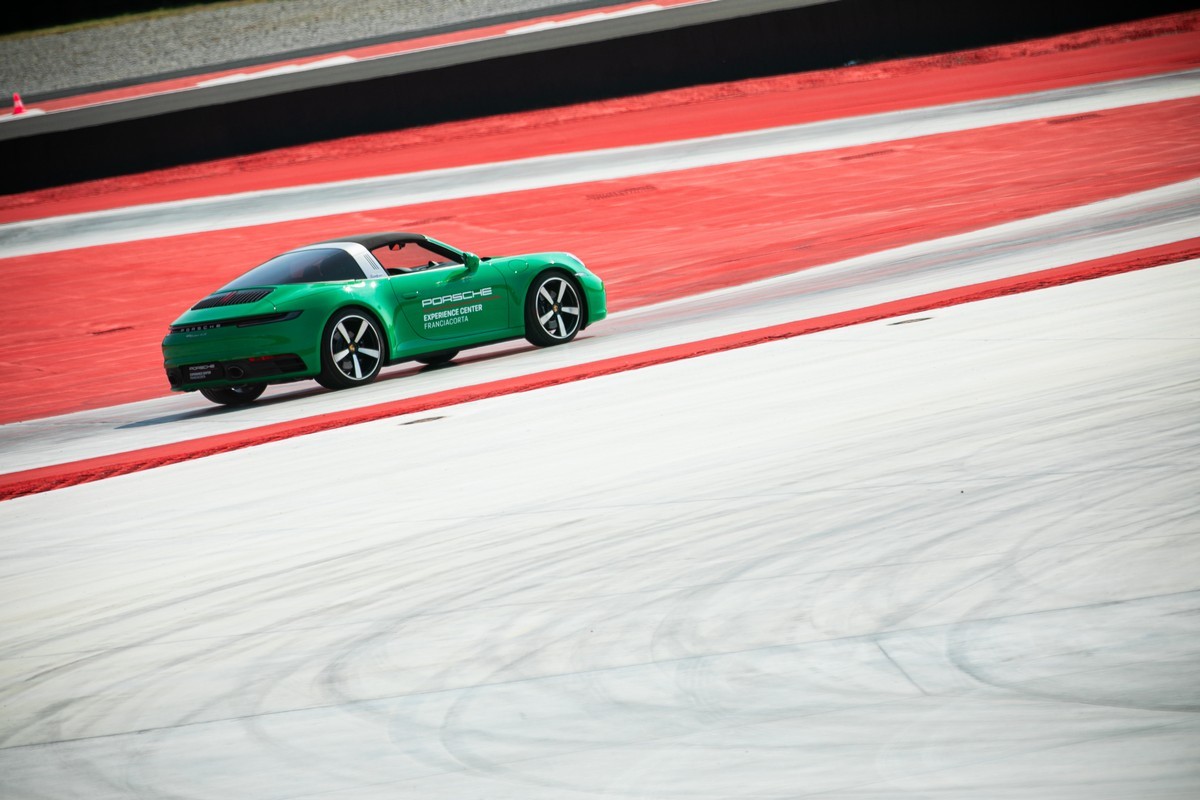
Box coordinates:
[390,260,510,341]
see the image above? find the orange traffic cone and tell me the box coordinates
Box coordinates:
[12,93,25,115]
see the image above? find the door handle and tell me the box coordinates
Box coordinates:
[402,291,419,299]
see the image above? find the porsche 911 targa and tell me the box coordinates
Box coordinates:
[163,233,607,405]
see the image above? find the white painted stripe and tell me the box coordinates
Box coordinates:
[0,108,46,122]
[620,177,1200,322]
[506,5,663,34]
[195,56,358,87]
[0,69,1196,258]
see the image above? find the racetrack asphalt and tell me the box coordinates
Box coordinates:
[0,11,1198,798]
[1,259,1196,797]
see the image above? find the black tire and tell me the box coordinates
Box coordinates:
[200,384,266,406]
[525,270,583,347]
[317,308,385,390]
[416,350,458,366]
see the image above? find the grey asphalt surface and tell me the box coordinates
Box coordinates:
[0,0,603,98]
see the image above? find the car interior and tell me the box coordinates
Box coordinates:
[371,241,462,275]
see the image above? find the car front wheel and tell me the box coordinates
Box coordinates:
[525,271,582,346]
[318,309,385,390]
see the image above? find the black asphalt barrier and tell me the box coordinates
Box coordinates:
[1,0,1193,193]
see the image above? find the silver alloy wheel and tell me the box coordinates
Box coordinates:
[329,314,383,382]
[534,276,582,340]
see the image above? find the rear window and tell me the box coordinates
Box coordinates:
[221,248,365,290]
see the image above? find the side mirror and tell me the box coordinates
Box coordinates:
[462,252,481,272]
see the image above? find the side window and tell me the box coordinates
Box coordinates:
[372,241,462,274]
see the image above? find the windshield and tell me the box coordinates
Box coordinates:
[221,248,365,290]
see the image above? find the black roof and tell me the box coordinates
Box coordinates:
[309,232,430,250]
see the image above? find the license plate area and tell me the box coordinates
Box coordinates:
[186,362,224,382]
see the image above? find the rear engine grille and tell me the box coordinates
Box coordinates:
[192,288,273,310]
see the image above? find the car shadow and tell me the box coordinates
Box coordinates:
[117,385,330,428]
[119,340,548,429]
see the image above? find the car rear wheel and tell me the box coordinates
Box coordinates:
[317,309,385,390]
[525,271,582,346]
[200,384,266,406]
[416,350,458,366]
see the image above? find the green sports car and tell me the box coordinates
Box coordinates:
[163,232,607,405]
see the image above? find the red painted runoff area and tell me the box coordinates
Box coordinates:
[1,11,1196,222]
[2,92,1196,423]
[1,238,1194,502]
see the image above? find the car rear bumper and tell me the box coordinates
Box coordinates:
[162,311,319,391]
[165,353,310,390]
